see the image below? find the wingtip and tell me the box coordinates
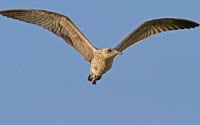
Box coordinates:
[0,10,3,14]
[0,9,12,16]
[189,20,200,28]
[0,9,11,13]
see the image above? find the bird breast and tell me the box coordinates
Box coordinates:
[90,53,114,77]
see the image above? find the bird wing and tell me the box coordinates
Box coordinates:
[115,18,199,52]
[0,9,96,62]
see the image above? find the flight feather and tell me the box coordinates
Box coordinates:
[0,9,96,62]
[115,18,199,52]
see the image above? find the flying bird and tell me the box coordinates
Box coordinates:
[0,9,199,85]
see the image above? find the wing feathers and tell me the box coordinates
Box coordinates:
[1,10,199,58]
[115,18,199,52]
[0,9,96,62]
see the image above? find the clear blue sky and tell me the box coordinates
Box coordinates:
[0,0,200,125]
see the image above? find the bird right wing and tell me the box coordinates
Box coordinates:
[115,18,199,52]
[0,9,97,62]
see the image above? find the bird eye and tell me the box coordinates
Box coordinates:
[107,48,112,53]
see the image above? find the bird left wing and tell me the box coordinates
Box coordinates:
[115,18,199,52]
[0,9,97,62]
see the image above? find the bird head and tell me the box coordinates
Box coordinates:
[101,48,122,59]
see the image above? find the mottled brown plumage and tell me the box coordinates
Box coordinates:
[0,9,199,85]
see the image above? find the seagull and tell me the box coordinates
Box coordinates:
[0,9,199,85]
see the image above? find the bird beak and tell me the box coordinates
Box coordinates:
[117,51,123,55]
[113,49,122,55]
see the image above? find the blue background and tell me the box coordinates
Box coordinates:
[0,0,200,125]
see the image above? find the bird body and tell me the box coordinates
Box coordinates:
[88,48,121,84]
[0,9,199,85]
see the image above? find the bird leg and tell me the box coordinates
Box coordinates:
[88,73,102,85]
[92,78,97,85]
[88,74,93,81]
[88,73,97,85]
